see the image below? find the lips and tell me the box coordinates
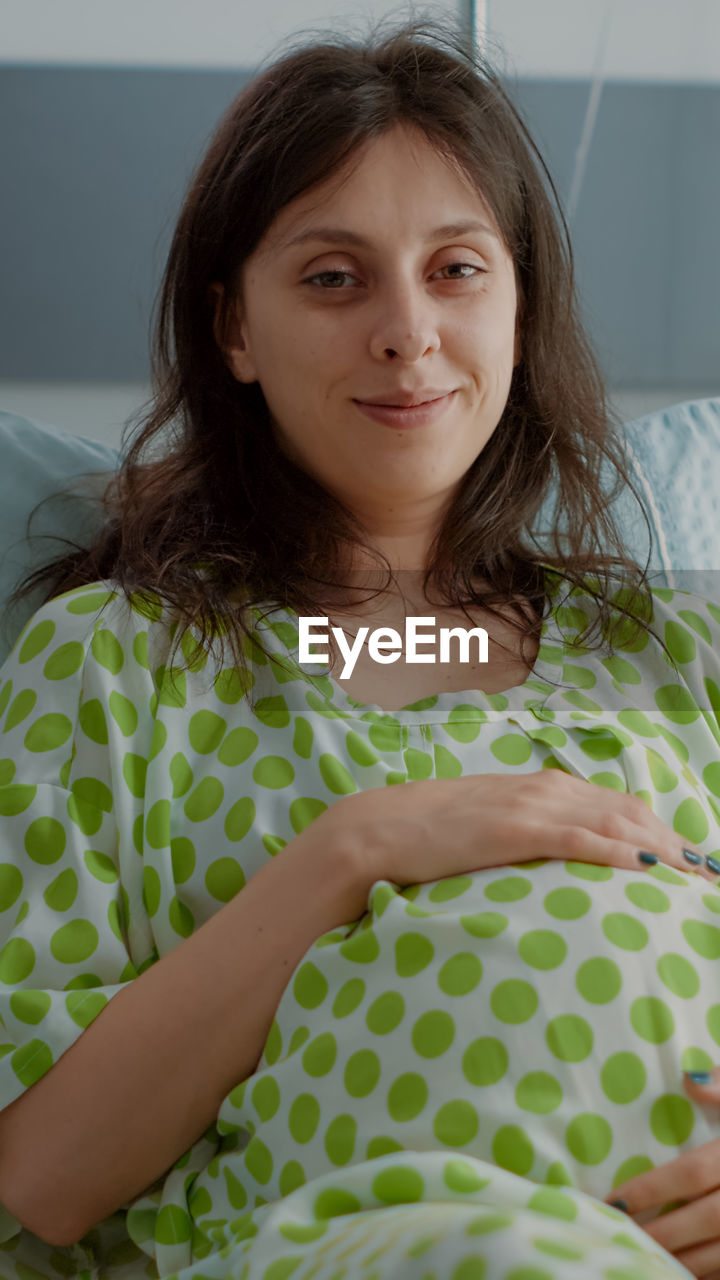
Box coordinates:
[355,390,453,408]
[353,391,456,428]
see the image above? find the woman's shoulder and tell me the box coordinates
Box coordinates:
[2,579,184,693]
[540,566,720,667]
[10,579,168,647]
[604,577,720,641]
[543,565,720,625]
[4,579,268,708]
[641,580,720,659]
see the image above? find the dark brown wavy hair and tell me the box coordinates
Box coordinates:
[7,13,666,687]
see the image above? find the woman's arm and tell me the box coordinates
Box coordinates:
[0,816,369,1248]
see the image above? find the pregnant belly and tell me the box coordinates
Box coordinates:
[214,858,720,1211]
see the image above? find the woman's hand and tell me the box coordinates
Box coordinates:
[604,1070,720,1279]
[331,770,714,891]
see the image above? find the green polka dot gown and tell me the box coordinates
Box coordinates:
[2,570,720,1280]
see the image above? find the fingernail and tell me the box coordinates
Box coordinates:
[682,849,703,865]
[609,1199,629,1212]
[638,851,658,865]
[706,856,720,875]
[685,1070,713,1084]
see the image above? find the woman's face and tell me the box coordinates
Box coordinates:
[219,122,520,527]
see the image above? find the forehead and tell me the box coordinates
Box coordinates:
[260,124,504,253]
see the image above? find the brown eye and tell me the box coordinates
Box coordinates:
[304,270,358,289]
[435,262,485,280]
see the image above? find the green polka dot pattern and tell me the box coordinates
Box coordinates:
[1,571,720,1280]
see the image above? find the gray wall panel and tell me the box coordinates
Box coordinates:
[671,88,720,380]
[0,66,251,380]
[1,66,718,387]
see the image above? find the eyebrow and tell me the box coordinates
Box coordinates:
[277,220,500,251]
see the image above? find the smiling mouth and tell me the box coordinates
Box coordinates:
[355,393,451,409]
[351,392,457,428]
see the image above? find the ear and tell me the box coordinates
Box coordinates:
[208,282,258,383]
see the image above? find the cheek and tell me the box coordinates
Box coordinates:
[460,292,516,353]
[253,329,311,411]
[275,322,338,380]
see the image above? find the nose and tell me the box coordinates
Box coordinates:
[368,277,441,362]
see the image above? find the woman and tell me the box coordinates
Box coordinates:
[1,17,720,1280]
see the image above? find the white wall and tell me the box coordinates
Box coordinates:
[1,0,719,81]
[0,0,462,69]
[486,0,720,83]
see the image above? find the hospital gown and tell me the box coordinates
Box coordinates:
[2,568,720,1280]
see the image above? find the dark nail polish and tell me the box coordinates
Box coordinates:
[609,1199,629,1212]
[706,856,720,875]
[682,849,702,865]
[638,851,658,865]
[685,1070,713,1084]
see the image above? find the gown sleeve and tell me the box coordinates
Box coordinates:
[0,582,164,1239]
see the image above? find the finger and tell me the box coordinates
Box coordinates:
[559,782,707,865]
[505,772,710,873]
[556,799,712,878]
[586,814,716,880]
[640,1189,720,1255]
[675,1241,720,1279]
[614,795,707,866]
[530,787,710,878]
[538,822,708,878]
[684,1068,720,1106]
[607,1140,720,1212]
